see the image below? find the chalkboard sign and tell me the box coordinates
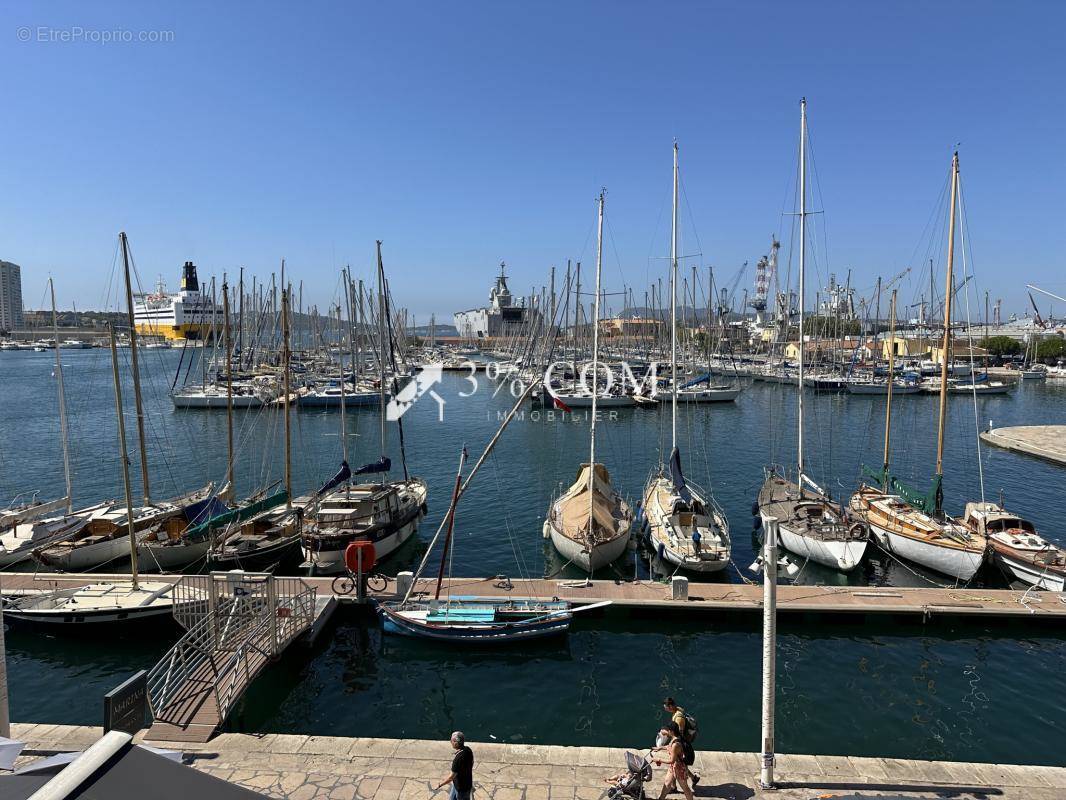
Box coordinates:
[104,670,148,735]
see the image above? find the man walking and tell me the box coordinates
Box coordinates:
[663,697,699,786]
[436,731,474,800]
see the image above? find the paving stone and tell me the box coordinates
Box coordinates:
[845,756,889,781]
[260,733,311,753]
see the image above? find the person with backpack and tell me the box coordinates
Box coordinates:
[662,697,700,785]
[652,722,693,800]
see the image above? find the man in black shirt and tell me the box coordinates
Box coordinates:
[436,731,474,800]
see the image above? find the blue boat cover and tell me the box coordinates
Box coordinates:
[353,457,391,476]
[317,461,351,495]
[668,447,693,505]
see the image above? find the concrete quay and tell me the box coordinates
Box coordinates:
[11,724,1066,800]
[980,424,1066,466]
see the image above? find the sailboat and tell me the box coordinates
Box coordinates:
[756,100,868,573]
[381,343,608,642]
[642,143,731,573]
[209,278,303,569]
[1,278,117,567]
[6,322,192,626]
[33,234,216,573]
[544,190,634,573]
[849,153,986,581]
[301,252,428,574]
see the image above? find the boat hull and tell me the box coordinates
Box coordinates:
[762,511,868,572]
[302,507,424,574]
[548,520,630,572]
[992,551,1065,591]
[868,521,984,581]
[378,605,571,642]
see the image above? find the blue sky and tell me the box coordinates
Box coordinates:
[2,1,1063,321]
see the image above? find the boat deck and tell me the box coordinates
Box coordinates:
[4,571,1065,621]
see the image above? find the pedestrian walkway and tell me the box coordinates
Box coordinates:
[11,724,1066,799]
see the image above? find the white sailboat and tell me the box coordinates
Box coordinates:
[6,314,189,627]
[849,153,986,582]
[757,100,868,573]
[642,143,730,573]
[301,255,427,574]
[545,190,634,573]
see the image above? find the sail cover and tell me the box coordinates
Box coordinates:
[353,457,391,476]
[317,461,351,495]
[668,447,693,504]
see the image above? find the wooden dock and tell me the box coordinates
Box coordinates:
[3,571,1065,621]
[980,424,1066,466]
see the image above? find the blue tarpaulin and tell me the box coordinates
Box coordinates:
[668,446,693,505]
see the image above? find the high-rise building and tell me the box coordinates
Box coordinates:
[0,261,24,332]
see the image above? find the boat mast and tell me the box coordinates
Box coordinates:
[282,270,292,511]
[588,190,605,543]
[670,142,679,454]
[434,446,469,600]
[375,241,389,472]
[934,152,960,496]
[881,289,898,484]
[49,278,73,513]
[796,99,808,484]
[108,323,139,591]
[120,232,151,504]
[222,281,235,490]
[338,296,349,472]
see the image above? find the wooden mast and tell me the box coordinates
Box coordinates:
[282,271,292,511]
[934,152,960,498]
[881,289,898,484]
[434,447,468,600]
[119,232,151,504]
[108,323,139,590]
[49,278,73,513]
[796,99,808,484]
[222,281,235,490]
[375,241,389,474]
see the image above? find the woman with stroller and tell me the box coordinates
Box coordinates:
[652,722,693,800]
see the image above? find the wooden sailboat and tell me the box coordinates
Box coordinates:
[849,153,986,581]
[381,375,607,642]
[7,323,190,626]
[301,251,428,574]
[642,143,731,573]
[756,100,868,573]
[36,236,216,572]
[209,276,303,569]
[545,191,634,573]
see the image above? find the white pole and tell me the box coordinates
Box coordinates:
[670,143,679,452]
[0,580,9,738]
[587,190,605,567]
[760,516,779,789]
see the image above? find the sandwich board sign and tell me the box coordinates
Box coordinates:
[104,670,149,734]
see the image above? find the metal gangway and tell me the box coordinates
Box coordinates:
[145,572,316,742]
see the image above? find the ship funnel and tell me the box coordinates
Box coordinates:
[181,261,199,292]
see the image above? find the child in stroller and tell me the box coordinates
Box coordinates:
[603,750,654,800]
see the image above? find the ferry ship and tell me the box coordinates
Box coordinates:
[134,261,223,340]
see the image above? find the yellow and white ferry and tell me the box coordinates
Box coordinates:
[134,261,223,340]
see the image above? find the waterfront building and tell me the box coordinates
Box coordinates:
[134,261,224,340]
[0,260,25,332]
[453,262,539,339]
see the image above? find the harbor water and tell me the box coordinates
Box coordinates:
[2,348,1064,765]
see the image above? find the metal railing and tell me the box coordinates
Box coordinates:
[148,572,316,728]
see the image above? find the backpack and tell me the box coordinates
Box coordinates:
[679,737,695,766]
[682,711,698,743]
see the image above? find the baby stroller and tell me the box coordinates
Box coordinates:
[605,751,653,800]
